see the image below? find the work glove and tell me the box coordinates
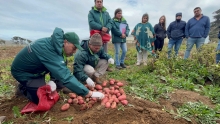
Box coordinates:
[47,81,57,92]
[86,77,95,87]
[91,91,104,99]
[108,58,114,64]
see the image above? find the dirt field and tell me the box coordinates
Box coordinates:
[0,45,215,124]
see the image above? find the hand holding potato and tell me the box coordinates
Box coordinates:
[86,77,95,87]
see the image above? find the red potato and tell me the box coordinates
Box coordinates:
[78,99,85,105]
[117,82,124,87]
[77,96,83,100]
[114,97,119,103]
[60,103,70,111]
[121,100,128,105]
[88,100,96,105]
[119,88,125,94]
[101,97,108,105]
[69,93,77,99]
[98,90,103,92]
[67,98,73,104]
[109,90,114,95]
[109,78,115,82]
[110,87,115,90]
[72,99,78,104]
[87,103,93,108]
[105,102,111,108]
[109,80,114,85]
[108,98,114,104]
[102,81,107,87]
[95,84,102,90]
[80,104,87,110]
[116,93,121,97]
[118,95,126,101]
[111,95,116,99]
[114,90,119,94]
[91,97,97,101]
[111,102,117,109]
[114,85,119,89]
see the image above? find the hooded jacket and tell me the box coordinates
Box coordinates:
[11,27,89,96]
[167,13,186,40]
[88,6,113,33]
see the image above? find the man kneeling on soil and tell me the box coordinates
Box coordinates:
[11,27,104,104]
[74,33,114,84]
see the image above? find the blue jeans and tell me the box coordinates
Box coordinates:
[114,42,127,66]
[184,37,205,59]
[167,38,183,58]
[216,40,220,64]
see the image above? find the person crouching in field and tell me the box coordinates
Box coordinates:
[111,8,130,69]
[131,13,156,66]
[216,26,220,64]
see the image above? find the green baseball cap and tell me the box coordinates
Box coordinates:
[64,32,83,50]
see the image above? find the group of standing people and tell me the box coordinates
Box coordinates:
[10,0,219,105]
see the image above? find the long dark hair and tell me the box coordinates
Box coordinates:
[114,8,122,19]
[159,15,166,30]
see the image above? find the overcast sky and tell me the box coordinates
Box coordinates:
[0,0,219,41]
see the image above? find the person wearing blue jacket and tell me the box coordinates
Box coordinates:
[167,13,186,58]
[184,7,210,59]
[11,28,104,104]
[216,26,220,63]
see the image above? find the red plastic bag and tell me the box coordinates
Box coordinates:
[90,30,111,43]
[21,85,59,114]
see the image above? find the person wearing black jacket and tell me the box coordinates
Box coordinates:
[216,26,220,63]
[154,15,167,53]
[167,13,186,58]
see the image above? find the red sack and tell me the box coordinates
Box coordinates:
[90,30,111,43]
[21,85,59,114]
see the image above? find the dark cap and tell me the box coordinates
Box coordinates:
[64,32,83,50]
[176,12,182,17]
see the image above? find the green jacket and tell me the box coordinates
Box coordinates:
[11,27,89,96]
[111,17,130,43]
[73,40,111,82]
[88,6,113,33]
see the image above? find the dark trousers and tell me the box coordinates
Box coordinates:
[18,77,46,104]
[154,39,164,51]
[18,77,64,104]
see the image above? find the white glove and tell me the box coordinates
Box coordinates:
[48,81,57,92]
[91,91,104,99]
[108,58,114,64]
[86,77,95,87]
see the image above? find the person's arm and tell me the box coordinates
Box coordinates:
[37,50,89,96]
[105,12,113,32]
[73,52,89,82]
[99,47,111,60]
[204,17,210,38]
[154,24,159,37]
[167,23,171,39]
[185,20,189,38]
[111,21,122,37]
[88,11,103,30]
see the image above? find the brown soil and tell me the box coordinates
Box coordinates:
[0,93,191,124]
[0,46,24,59]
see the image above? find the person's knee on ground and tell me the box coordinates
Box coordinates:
[84,65,95,77]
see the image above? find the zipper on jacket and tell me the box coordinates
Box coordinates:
[100,12,104,26]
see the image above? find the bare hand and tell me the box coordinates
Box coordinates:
[122,34,126,38]
[102,27,108,33]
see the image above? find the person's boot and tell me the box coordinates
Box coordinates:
[106,67,113,72]
[92,75,102,84]
[120,63,126,68]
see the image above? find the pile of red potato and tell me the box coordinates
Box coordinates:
[60,78,128,111]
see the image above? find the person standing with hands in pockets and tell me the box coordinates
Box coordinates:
[111,8,130,69]
[131,13,156,66]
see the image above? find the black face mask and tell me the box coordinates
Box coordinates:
[176,19,181,22]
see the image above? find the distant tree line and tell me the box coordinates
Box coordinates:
[11,36,32,45]
[210,9,220,40]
